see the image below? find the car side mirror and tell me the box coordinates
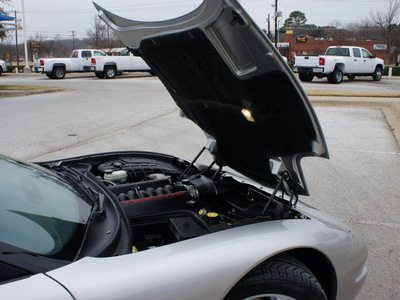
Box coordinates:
[372,53,376,58]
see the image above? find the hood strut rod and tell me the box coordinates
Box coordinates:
[262,172,289,213]
[178,146,206,182]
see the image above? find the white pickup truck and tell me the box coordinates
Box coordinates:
[0,59,7,76]
[34,49,100,79]
[293,46,384,84]
[94,48,152,79]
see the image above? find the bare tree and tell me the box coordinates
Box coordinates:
[345,21,375,41]
[86,15,122,50]
[51,34,68,57]
[323,20,355,44]
[28,33,48,59]
[370,0,400,64]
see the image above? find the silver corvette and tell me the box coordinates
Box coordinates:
[0,0,367,299]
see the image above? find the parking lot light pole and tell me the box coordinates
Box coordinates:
[14,10,19,73]
[21,0,31,74]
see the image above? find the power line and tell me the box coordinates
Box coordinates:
[11,1,203,15]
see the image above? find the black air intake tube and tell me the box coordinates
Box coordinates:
[193,182,242,201]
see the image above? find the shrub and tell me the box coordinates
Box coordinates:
[7,66,27,73]
[383,66,400,76]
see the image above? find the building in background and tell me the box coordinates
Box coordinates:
[281,33,393,64]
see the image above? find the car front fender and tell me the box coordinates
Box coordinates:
[41,218,363,300]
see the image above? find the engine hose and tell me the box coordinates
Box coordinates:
[194,182,242,201]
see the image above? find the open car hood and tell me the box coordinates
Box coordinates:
[94,0,329,195]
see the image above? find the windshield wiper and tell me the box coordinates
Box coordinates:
[87,188,106,216]
[73,190,107,260]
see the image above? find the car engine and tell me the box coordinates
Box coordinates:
[48,153,301,252]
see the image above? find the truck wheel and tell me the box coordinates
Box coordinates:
[95,72,105,79]
[299,73,314,82]
[328,69,343,84]
[372,67,382,81]
[347,75,356,80]
[0,67,3,76]
[104,66,117,79]
[52,67,65,79]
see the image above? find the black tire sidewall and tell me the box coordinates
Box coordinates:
[53,67,65,79]
[373,67,382,81]
[329,69,343,84]
[299,73,314,82]
[224,255,328,300]
[105,67,116,79]
[227,280,324,300]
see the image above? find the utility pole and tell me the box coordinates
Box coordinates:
[267,14,271,39]
[14,10,19,73]
[107,27,110,48]
[71,31,76,50]
[274,0,278,48]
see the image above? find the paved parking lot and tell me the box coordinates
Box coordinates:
[0,74,399,299]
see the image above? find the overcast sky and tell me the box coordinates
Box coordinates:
[3,0,385,41]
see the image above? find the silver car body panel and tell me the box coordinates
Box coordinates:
[0,273,73,300]
[1,207,366,300]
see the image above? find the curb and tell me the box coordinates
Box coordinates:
[0,87,68,98]
[305,89,400,98]
[310,96,400,146]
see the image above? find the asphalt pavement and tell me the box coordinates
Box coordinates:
[0,73,399,299]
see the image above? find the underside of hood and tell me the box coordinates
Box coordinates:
[94,0,329,195]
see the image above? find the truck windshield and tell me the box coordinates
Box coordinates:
[0,156,93,260]
[120,49,130,56]
[94,51,106,56]
[326,48,350,56]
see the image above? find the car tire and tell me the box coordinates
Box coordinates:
[328,69,343,84]
[95,72,105,79]
[372,67,382,81]
[0,67,3,76]
[347,75,356,80]
[104,66,117,79]
[299,72,314,82]
[225,255,328,300]
[52,67,65,79]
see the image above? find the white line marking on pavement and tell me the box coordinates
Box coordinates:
[345,219,400,229]
[330,148,400,155]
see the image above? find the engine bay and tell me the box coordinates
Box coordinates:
[48,152,303,252]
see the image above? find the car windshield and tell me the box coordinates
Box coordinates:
[0,156,93,260]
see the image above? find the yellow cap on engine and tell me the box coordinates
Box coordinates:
[207,212,219,218]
